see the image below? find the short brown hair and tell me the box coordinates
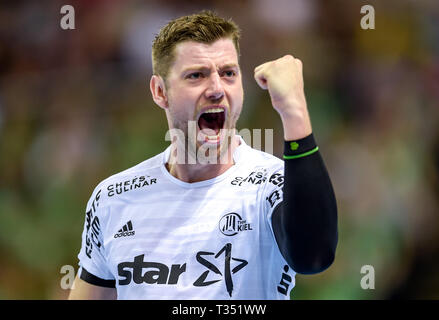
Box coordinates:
[152,10,241,81]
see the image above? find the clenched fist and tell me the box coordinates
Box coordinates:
[254,55,312,140]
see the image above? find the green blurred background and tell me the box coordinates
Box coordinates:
[0,0,438,299]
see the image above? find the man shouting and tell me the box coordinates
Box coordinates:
[69,10,338,300]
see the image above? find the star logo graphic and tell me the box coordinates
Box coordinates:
[193,243,248,297]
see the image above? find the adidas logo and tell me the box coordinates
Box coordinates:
[114,221,135,238]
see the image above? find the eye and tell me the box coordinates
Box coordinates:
[187,72,202,79]
[222,70,236,77]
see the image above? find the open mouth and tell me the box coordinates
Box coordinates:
[197,107,226,141]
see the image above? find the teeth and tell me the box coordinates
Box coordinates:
[207,135,219,139]
[203,108,224,114]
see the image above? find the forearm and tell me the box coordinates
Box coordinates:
[280,104,312,141]
[68,275,117,300]
[272,134,338,274]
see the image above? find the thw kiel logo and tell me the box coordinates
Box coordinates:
[219,213,253,236]
[114,221,135,238]
[193,243,248,297]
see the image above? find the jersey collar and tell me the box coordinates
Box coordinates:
[160,135,248,188]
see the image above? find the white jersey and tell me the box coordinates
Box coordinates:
[77,136,295,299]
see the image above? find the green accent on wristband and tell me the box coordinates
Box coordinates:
[283,146,319,159]
[290,142,299,151]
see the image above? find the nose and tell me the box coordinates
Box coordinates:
[205,72,224,101]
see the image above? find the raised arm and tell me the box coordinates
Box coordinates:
[255,55,338,274]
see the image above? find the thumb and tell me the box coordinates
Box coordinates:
[254,69,269,90]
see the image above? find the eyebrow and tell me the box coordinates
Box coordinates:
[181,63,239,75]
[219,63,239,70]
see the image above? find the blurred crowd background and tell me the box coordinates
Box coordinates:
[0,0,438,299]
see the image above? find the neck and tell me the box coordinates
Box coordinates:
[166,136,240,183]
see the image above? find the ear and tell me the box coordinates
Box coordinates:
[150,75,169,109]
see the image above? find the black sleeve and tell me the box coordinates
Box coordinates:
[80,267,116,288]
[271,133,338,274]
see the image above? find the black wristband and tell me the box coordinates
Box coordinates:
[283,133,318,159]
